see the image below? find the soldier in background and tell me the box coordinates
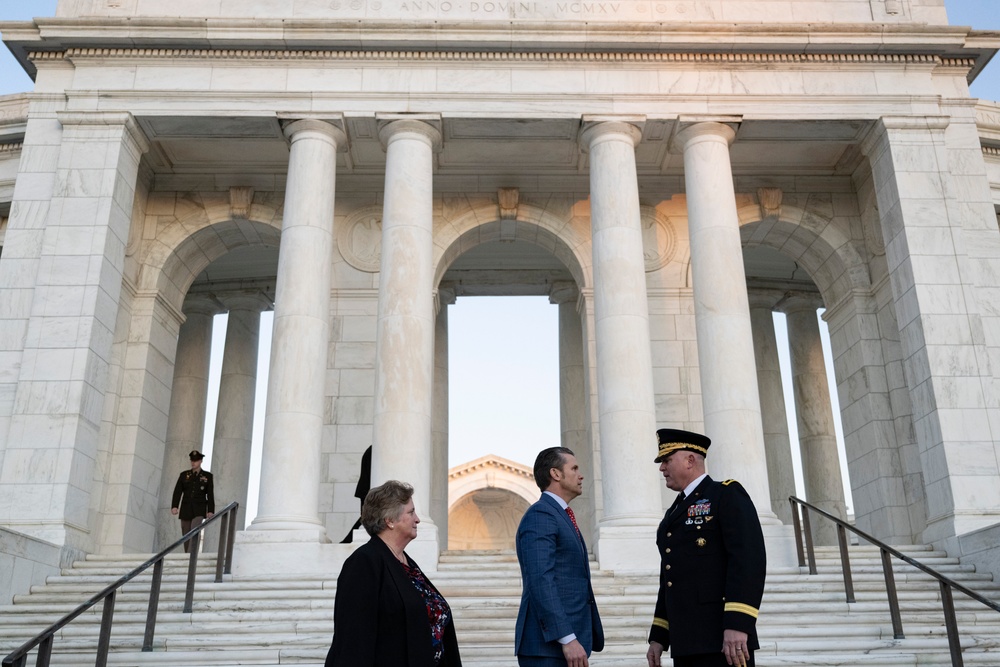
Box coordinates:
[171,450,215,552]
[341,445,373,544]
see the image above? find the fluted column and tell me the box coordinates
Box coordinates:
[157,294,220,550]
[781,291,847,545]
[675,120,774,519]
[371,116,441,565]
[580,118,662,569]
[211,292,271,531]
[748,289,796,525]
[251,119,344,535]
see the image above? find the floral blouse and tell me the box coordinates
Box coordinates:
[401,560,452,665]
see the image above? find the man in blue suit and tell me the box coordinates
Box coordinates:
[515,447,604,667]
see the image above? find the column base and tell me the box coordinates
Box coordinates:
[595,522,660,572]
[762,521,798,570]
[232,528,343,577]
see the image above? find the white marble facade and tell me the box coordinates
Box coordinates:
[1,0,1000,596]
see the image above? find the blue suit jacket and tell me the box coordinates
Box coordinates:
[514,493,604,659]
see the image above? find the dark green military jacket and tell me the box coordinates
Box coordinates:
[171,468,215,520]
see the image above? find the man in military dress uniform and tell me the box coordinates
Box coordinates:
[646,429,766,667]
[171,450,215,552]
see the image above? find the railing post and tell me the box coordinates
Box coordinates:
[790,500,806,568]
[225,505,238,575]
[940,581,965,667]
[801,506,818,575]
[837,524,855,603]
[216,513,229,583]
[880,548,905,639]
[96,591,116,667]
[35,636,52,667]
[184,532,200,614]
[142,559,164,651]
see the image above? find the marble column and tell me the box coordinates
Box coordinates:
[748,289,796,525]
[781,291,847,545]
[675,121,774,520]
[371,116,441,566]
[580,118,662,569]
[157,294,220,550]
[552,283,594,546]
[431,287,455,548]
[211,292,271,532]
[251,119,344,536]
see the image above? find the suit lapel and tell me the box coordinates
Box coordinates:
[541,493,587,560]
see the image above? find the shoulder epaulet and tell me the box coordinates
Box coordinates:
[722,479,739,486]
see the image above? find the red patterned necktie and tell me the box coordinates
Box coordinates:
[566,506,582,538]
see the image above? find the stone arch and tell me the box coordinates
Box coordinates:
[736,203,872,306]
[447,456,537,550]
[114,192,283,552]
[135,192,283,312]
[448,455,539,509]
[735,201,920,542]
[432,199,591,290]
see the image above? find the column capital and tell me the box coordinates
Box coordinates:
[672,118,740,152]
[281,117,348,150]
[548,281,579,306]
[747,287,787,311]
[434,286,456,315]
[182,293,224,318]
[579,116,644,151]
[858,115,950,158]
[216,290,274,314]
[55,110,151,156]
[377,114,443,152]
[777,290,825,314]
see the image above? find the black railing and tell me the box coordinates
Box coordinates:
[789,496,1000,667]
[2,502,239,667]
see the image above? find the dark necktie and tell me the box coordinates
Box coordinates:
[668,492,686,519]
[566,506,582,539]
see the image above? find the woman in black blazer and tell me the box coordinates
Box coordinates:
[325,480,462,667]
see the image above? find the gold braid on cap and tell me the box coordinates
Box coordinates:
[657,441,709,458]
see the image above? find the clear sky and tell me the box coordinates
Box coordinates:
[2,0,997,523]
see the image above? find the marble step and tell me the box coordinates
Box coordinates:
[3,546,998,667]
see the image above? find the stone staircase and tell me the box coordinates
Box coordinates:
[2,545,1000,666]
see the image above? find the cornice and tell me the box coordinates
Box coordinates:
[28,48,973,68]
[7,18,994,83]
[448,454,533,480]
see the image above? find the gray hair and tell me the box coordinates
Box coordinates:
[361,480,414,537]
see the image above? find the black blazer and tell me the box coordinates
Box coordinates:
[648,476,766,658]
[325,536,462,667]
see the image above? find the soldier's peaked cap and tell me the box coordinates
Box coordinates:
[654,428,711,463]
[189,450,205,461]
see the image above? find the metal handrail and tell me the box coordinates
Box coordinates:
[789,496,1000,667]
[2,502,239,667]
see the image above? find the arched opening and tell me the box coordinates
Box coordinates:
[448,488,532,550]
